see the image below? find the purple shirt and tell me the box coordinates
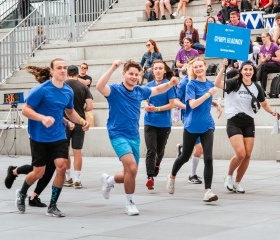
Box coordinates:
[260,42,280,65]
[228,21,247,28]
[175,48,199,64]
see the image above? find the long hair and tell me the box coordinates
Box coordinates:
[152,59,174,80]
[262,32,274,42]
[147,39,160,54]
[182,17,194,34]
[233,61,257,91]
[24,66,51,83]
[203,16,216,35]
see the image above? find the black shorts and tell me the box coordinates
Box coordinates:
[66,124,85,149]
[226,113,255,138]
[149,0,155,8]
[170,0,180,5]
[30,139,68,167]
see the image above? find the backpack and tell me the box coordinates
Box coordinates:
[150,10,156,21]
[269,74,280,98]
[241,0,253,11]
[206,63,219,76]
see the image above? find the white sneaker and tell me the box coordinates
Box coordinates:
[224,175,234,191]
[233,182,245,193]
[166,174,175,194]
[203,189,218,202]
[180,16,186,19]
[125,201,139,216]
[101,173,114,199]
[172,12,178,17]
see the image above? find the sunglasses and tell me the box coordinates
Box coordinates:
[146,44,151,47]
[80,67,88,70]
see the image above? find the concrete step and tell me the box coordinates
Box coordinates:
[0,126,279,160]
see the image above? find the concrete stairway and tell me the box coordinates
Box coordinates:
[0,0,280,159]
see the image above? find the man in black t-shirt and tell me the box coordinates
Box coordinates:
[78,63,92,87]
[64,65,93,189]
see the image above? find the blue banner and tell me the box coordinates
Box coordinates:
[205,23,251,61]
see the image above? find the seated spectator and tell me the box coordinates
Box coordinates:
[254,0,274,14]
[78,63,92,87]
[179,17,205,52]
[175,37,199,77]
[140,39,163,82]
[172,0,193,19]
[272,14,280,45]
[203,16,216,43]
[159,0,177,20]
[257,32,280,94]
[145,0,160,21]
[217,0,239,24]
[31,25,48,56]
[273,0,280,13]
[227,11,247,28]
[205,0,214,16]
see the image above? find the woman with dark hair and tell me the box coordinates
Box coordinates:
[166,57,218,202]
[144,60,176,190]
[140,39,163,82]
[203,16,216,42]
[215,60,278,194]
[179,17,205,52]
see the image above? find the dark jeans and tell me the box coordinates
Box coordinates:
[171,129,214,189]
[193,42,205,52]
[144,125,171,177]
[257,63,280,91]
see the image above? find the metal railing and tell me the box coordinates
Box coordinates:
[0,0,118,83]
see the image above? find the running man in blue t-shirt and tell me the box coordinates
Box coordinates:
[15,58,90,217]
[97,59,178,216]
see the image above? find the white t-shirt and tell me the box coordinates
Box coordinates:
[224,79,265,119]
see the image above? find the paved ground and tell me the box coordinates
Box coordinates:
[1,155,280,240]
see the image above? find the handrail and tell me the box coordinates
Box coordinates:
[0,0,118,84]
[0,0,18,22]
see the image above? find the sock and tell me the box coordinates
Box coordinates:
[107,176,116,186]
[74,170,81,182]
[126,194,134,204]
[17,165,33,175]
[65,169,71,181]
[50,186,62,206]
[21,180,31,195]
[227,175,233,180]
[191,157,200,176]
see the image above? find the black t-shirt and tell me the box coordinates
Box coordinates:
[79,74,92,87]
[65,79,93,119]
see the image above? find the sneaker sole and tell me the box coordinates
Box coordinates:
[46,213,66,217]
[74,186,83,189]
[188,180,202,184]
[63,184,73,187]
[203,195,218,202]
[146,180,154,190]
[233,188,245,194]
[125,210,139,216]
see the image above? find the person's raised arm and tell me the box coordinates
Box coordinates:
[150,76,179,97]
[96,60,122,97]
[215,59,228,89]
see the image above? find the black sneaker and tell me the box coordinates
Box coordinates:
[29,196,47,207]
[170,14,175,19]
[154,165,160,177]
[46,204,66,217]
[15,189,27,213]
[161,15,166,20]
[188,175,202,184]
[5,166,17,189]
[176,143,182,157]
[207,6,213,13]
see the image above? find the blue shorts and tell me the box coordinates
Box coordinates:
[110,137,140,164]
[196,137,201,145]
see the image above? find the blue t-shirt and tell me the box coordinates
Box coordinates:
[25,80,74,142]
[107,83,152,140]
[176,76,189,123]
[184,79,215,133]
[144,79,176,128]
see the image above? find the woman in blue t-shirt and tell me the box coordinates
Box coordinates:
[144,60,176,190]
[166,57,219,202]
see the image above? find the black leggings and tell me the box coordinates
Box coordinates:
[17,158,56,196]
[171,129,214,189]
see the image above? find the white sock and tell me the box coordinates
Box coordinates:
[65,170,71,181]
[107,176,115,186]
[126,194,134,204]
[74,170,81,182]
[191,156,200,176]
[227,175,233,180]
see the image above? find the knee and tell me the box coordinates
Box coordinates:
[146,148,157,158]
[34,169,45,179]
[194,144,203,157]
[236,151,246,161]
[127,163,138,176]
[55,162,67,175]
